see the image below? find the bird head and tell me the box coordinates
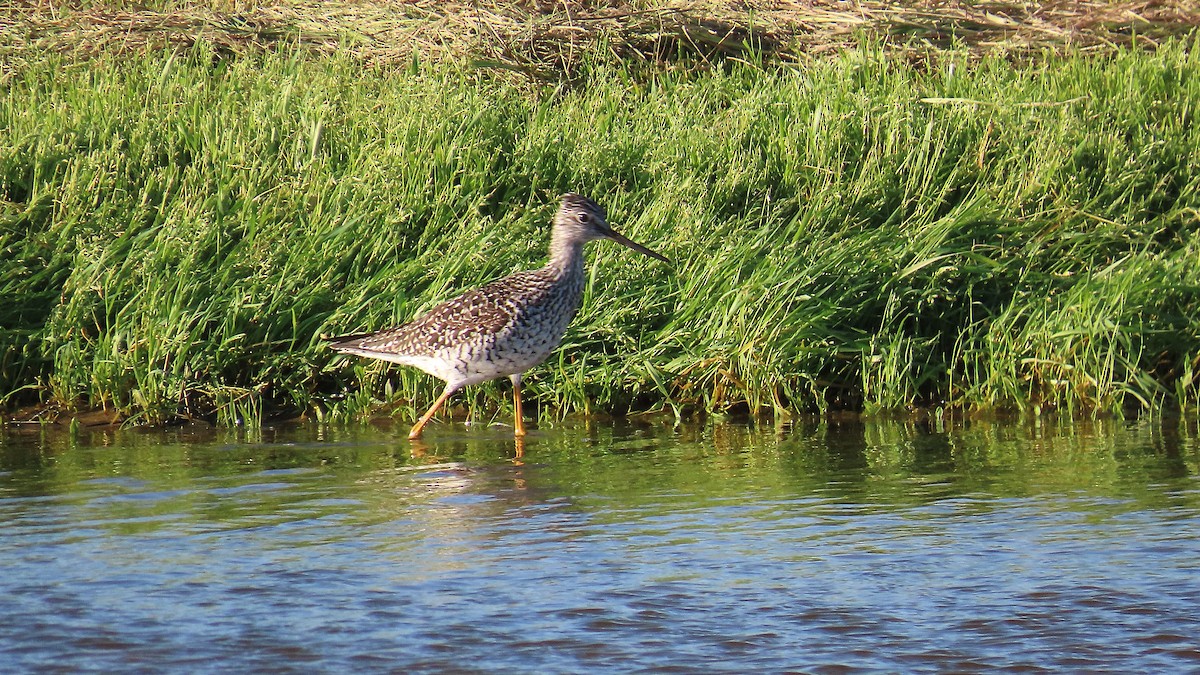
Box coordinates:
[555,193,669,263]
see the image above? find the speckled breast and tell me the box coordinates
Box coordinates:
[439,266,585,385]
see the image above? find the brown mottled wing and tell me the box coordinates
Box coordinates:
[329,269,554,358]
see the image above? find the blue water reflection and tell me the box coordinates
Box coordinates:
[1,416,1198,672]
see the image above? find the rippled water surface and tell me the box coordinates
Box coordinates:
[2,417,1199,672]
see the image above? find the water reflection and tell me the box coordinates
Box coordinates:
[1,415,1198,671]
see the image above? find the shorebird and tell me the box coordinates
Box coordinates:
[329,193,668,440]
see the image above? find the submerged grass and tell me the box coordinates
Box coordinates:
[2,38,1199,425]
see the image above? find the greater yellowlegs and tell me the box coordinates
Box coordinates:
[329,193,668,440]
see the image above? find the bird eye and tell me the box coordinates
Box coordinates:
[578,212,591,224]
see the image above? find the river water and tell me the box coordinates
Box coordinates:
[1,416,1198,672]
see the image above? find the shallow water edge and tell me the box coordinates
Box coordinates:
[2,417,1198,672]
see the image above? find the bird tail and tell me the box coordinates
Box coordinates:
[323,332,373,351]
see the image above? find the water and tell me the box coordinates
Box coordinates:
[2,416,1198,672]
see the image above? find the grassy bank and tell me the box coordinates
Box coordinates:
[7,0,1195,77]
[2,34,1199,426]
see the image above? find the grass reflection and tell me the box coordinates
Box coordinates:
[1,416,1197,537]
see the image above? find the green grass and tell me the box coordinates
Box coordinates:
[2,40,1199,426]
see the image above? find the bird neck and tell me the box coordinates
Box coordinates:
[547,235,587,279]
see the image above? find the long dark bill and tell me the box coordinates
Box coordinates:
[607,229,670,263]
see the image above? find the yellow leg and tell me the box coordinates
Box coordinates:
[409,387,454,440]
[511,374,527,437]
